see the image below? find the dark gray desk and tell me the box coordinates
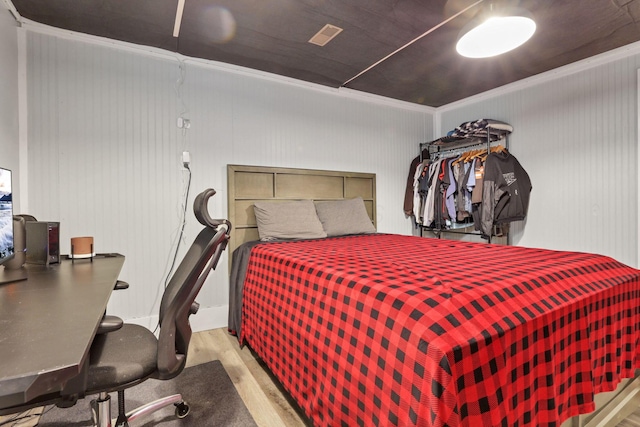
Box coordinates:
[0,255,124,410]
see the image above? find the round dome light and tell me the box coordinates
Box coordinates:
[456,13,536,58]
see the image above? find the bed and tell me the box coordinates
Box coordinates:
[227,165,640,427]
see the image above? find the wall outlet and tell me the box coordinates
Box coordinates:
[182,151,190,167]
[177,117,191,129]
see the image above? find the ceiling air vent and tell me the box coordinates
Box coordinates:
[309,24,343,46]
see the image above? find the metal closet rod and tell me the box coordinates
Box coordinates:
[421,132,510,161]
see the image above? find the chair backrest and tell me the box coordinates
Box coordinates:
[156,188,231,379]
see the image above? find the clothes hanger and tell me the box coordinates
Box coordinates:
[468,148,484,161]
[451,152,467,166]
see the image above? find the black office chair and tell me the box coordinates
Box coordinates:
[0,189,231,424]
[85,188,231,427]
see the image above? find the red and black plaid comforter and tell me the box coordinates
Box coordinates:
[238,234,640,426]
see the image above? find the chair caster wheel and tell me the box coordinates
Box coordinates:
[175,401,190,419]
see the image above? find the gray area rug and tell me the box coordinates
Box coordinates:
[37,360,257,426]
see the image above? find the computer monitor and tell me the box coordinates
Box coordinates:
[0,167,27,284]
[0,167,14,266]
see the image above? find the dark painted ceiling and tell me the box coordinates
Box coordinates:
[8,0,640,107]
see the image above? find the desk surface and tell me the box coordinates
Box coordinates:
[0,255,124,409]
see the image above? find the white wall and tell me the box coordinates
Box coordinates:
[22,29,433,330]
[438,45,640,268]
[0,9,20,207]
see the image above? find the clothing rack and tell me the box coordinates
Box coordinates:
[417,120,513,243]
[424,140,500,161]
[420,124,512,161]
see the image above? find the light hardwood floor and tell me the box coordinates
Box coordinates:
[2,327,640,426]
[620,411,640,427]
[187,327,309,427]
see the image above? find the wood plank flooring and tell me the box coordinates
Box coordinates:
[2,327,640,426]
[188,328,310,427]
[619,412,640,427]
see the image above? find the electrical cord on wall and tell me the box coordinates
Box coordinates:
[150,58,193,334]
[175,59,188,123]
[152,163,192,335]
[164,163,192,290]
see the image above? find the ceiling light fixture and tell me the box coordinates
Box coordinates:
[456,3,536,58]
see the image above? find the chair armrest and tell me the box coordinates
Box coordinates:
[97,315,123,334]
[114,280,129,290]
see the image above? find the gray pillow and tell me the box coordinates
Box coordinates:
[314,197,376,237]
[253,200,327,241]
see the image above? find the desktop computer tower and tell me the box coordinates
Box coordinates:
[25,221,60,265]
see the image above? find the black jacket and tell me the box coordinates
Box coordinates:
[480,151,532,238]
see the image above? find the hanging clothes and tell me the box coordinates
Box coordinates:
[412,119,527,239]
[413,159,430,224]
[423,159,441,227]
[452,160,472,222]
[478,150,532,239]
[404,149,429,217]
[445,160,457,222]
[407,137,531,239]
[471,158,485,232]
[412,160,424,222]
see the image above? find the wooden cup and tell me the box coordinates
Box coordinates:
[71,236,94,258]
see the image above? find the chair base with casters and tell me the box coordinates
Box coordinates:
[91,391,188,427]
[85,322,186,427]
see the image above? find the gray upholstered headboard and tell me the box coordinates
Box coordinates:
[227,164,377,255]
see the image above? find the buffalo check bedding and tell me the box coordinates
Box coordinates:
[229,233,640,426]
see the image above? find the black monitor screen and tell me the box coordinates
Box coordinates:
[0,168,14,266]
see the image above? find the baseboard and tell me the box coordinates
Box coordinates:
[190,305,229,332]
[124,304,229,333]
